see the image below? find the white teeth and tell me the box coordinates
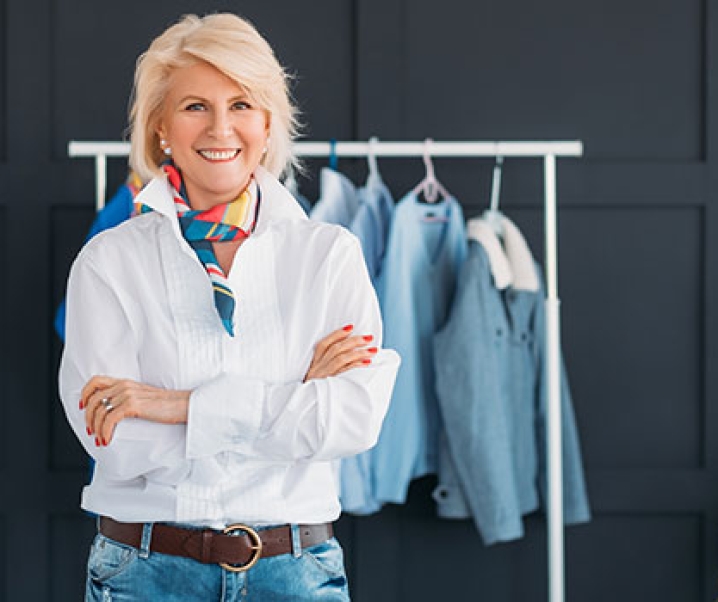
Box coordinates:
[199,150,239,161]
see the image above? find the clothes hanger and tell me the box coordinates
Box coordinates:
[367,136,381,182]
[329,138,338,171]
[412,138,452,205]
[482,155,505,237]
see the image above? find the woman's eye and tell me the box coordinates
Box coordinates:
[185,102,206,111]
[232,101,251,110]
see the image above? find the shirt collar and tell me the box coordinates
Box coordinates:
[133,165,308,237]
[467,213,540,292]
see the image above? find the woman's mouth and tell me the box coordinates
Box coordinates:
[198,149,240,161]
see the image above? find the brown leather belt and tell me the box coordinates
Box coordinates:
[99,517,333,572]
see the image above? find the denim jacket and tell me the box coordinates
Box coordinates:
[432,215,590,545]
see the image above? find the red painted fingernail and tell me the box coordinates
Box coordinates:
[363,335,373,342]
[367,347,378,354]
[79,399,84,410]
[102,438,108,447]
[343,324,354,332]
[86,426,92,436]
[362,359,372,364]
[95,437,100,447]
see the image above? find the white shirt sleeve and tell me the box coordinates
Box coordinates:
[186,234,401,461]
[59,249,191,484]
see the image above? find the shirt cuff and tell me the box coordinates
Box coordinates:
[185,374,265,459]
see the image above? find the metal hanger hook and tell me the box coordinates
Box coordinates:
[368,136,380,178]
[422,138,437,182]
[489,155,504,212]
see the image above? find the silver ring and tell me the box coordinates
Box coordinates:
[101,398,114,412]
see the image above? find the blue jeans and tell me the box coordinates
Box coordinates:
[85,524,350,601]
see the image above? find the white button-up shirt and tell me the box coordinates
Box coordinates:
[59,166,400,527]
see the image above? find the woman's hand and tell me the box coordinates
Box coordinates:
[79,376,191,447]
[304,324,378,382]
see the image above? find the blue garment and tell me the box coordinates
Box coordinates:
[432,215,591,545]
[339,175,394,514]
[85,525,349,601]
[294,191,311,215]
[368,192,467,506]
[282,174,311,215]
[349,172,394,282]
[309,167,360,227]
[54,183,135,340]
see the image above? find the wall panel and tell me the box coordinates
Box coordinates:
[404,0,704,161]
[510,206,704,470]
[49,205,94,470]
[0,518,4,602]
[0,206,5,474]
[51,0,357,158]
[566,513,703,600]
[49,515,95,602]
[0,0,6,162]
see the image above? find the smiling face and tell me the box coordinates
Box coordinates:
[157,61,270,210]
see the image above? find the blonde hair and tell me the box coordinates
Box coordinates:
[129,13,300,182]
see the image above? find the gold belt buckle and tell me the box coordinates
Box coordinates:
[219,524,263,572]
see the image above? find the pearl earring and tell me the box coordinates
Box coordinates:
[161,139,172,156]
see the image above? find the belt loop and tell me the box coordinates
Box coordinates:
[139,523,153,559]
[290,524,302,558]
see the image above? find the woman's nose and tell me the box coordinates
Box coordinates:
[208,109,233,138]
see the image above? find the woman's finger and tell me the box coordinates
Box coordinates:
[327,333,374,357]
[80,375,114,410]
[331,356,376,376]
[85,379,126,438]
[324,345,376,374]
[89,389,120,442]
[314,325,355,358]
[306,345,377,380]
[97,400,126,447]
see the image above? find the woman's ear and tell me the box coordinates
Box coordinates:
[157,131,172,156]
[264,111,271,136]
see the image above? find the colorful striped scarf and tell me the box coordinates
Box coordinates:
[135,161,260,336]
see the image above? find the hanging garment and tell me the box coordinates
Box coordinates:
[309,167,360,227]
[283,173,311,215]
[432,214,591,545]
[339,173,395,514]
[54,174,141,341]
[349,171,395,283]
[367,192,467,506]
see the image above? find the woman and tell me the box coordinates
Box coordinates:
[59,13,400,601]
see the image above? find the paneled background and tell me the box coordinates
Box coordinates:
[1,0,716,600]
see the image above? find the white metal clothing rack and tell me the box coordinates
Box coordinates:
[67,138,583,602]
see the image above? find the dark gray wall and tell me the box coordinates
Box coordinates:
[1,0,716,600]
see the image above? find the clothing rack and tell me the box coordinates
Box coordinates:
[67,138,583,602]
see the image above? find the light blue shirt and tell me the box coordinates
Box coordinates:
[340,172,394,514]
[309,167,360,227]
[370,192,467,505]
[349,172,394,282]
